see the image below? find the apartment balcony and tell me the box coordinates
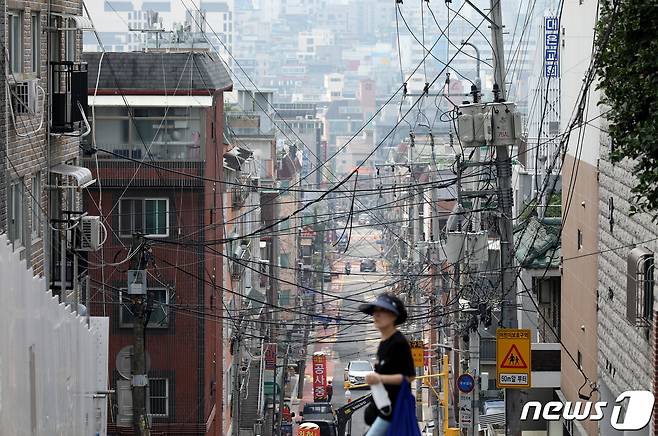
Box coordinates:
[95,142,204,162]
[81,158,205,188]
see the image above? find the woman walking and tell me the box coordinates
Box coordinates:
[358,293,415,436]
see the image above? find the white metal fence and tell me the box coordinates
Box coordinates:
[0,235,109,435]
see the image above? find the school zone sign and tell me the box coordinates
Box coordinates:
[521,391,655,430]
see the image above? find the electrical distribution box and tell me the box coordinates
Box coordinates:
[127,270,147,295]
[457,102,522,147]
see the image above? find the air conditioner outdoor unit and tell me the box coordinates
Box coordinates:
[10,79,38,115]
[78,216,102,251]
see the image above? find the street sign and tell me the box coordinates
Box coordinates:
[457,374,475,394]
[312,352,327,401]
[459,392,472,430]
[410,340,424,368]
[265,343,277,370]
[298,423,320,436]
[496,328,531,388]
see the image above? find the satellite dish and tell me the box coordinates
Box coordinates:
[116,346,151,379]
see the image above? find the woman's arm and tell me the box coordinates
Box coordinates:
[365,372,414,386]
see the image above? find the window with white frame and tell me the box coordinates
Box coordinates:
[120,288,169,328]
[8,11,23,73]
[119,198,169,237]
[31,13,40,74]
[149,378,169,417]
[8,182,24,246]
[31,173,41,238]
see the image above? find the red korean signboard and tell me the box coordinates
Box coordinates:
[298,423,320,436]
[312,352,327,401]
[265,343,277,370]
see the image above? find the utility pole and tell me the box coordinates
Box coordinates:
[452,155,463,427]
[232,330,242,435]
[277,342,291,435]
[129,234,150,436]
[429,134,441,436]
[488,0,521,433]
[407,133,424,422]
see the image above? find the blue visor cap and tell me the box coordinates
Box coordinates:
[358,294,408,325]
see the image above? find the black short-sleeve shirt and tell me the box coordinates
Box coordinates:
[365,330,416,423]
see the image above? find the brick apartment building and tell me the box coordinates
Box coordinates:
[1,0,92,297]
[82,51,232,435]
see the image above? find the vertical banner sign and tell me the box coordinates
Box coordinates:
[544,17,560,78]
[410,340,424,368]
[496,329,531,388]
[312,352,327,401]
[265,343,277,370]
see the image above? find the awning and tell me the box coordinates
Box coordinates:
[89,95,214,108]
[62,14,94,31]
[50,163,95,189]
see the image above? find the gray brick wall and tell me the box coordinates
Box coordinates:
[3,0,84,276]
[0,0,6,234]
[598,114,658,398]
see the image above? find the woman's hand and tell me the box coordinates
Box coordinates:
[365,372,382,385]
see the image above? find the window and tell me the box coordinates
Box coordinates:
[8,182,24,246]
[119,198,169,237]
[31,13,40,74]
[49,16,61,64]
[64,18,76,61]
[577,228,583,250]
[94,107,205,161]
[149,378,169,417]
[280,253,290,268]
[577,350,582,370]
[8,12,23,73]
[120,288,169,328]
[626,247,654,327]
[31,173,41,238]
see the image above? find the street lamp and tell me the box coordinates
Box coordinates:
[460,41,482,96]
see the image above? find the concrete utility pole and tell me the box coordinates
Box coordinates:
[232,330,241,434]
[277,343,291,435]
[130,234,150,436]
[488,0,521,433]
[452,155,463,427]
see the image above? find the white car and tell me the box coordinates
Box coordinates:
[344,360,374,389]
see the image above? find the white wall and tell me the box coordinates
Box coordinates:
[560,0,600,165]
[0,235,109,436]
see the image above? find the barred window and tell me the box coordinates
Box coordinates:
[149,378,169,417]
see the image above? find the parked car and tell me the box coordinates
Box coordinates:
[302,402,333,415]
[298,402,337,436]
[344,360,374,389]
[482,399,504,415]
[360,258,377,272]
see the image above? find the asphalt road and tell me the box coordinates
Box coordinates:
[324,226,389,436]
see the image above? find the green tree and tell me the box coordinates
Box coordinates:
[595,0,658,216]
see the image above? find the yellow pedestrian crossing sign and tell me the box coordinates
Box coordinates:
[496,329,531,388]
